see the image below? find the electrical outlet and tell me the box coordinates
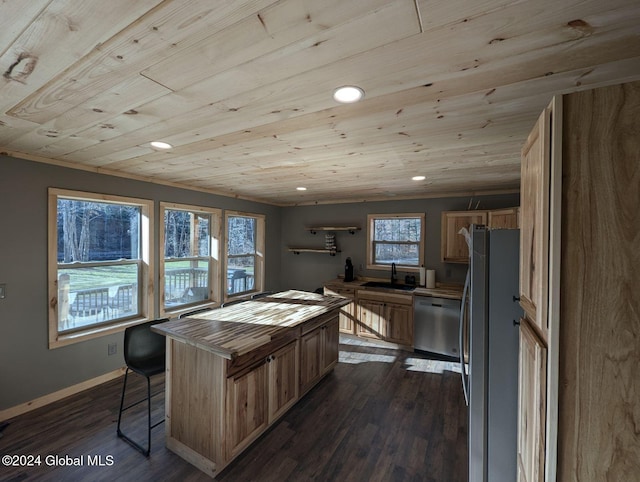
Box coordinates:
[108,343,117,356]
[0,284,5,299]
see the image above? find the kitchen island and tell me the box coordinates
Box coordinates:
[151,290,349,478]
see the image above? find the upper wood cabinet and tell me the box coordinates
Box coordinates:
[519,104,551,340]
[441,210,487,263]
[488,207,519,229]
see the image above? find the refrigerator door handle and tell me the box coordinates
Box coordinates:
[459,268,470,406]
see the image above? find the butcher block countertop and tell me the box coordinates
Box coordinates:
[325,278,463,300]
[152,290,349,360]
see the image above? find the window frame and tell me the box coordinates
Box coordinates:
[366,212,425,271]
[47,188,154,349]
[159,202,222,318]
[224,210,265,303]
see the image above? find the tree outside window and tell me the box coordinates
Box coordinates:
[225,211,265,298]
[48,189,153,348]
[367,213,425,270]
[160,203,221,316]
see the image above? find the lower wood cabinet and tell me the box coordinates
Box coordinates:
[226,361,268,459]
[226,339,299,459]
[517,318,547,482]
[356,291,413,347]
[267,341,300,424]
[300,316,339,394]
[384,302,412,345]
[324,285,356,334]
[356,297,386,339]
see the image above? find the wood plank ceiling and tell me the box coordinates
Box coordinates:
[1,0,639,205]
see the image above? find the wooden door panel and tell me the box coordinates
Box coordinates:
[517,318,547,482]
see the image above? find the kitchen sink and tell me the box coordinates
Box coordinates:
[361,281,416,291]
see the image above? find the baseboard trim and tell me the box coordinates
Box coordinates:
[0,367,126,422]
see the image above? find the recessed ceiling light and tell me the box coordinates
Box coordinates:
[412,175,426,181]
[296,187,307,191]
[333,86,364,104]
[150,141,172,149]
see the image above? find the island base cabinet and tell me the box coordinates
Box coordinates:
[226,339,299,459]
[159,302,347,477]
[226,363,268,460]
[165,339,226,478]
[268,341,299,424]
[300,316,339,395]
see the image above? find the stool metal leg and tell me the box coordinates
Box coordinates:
[117,368,163,457]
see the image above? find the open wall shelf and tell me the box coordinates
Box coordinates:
[288,225,359,256]
[288,248,340,256]
[307,226,360,235]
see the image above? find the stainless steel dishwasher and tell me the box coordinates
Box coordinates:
[413,296,461,357]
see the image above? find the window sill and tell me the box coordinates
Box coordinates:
[49,317,151,349]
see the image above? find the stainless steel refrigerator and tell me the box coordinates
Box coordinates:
[459,226,523,482]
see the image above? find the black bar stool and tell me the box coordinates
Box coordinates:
[178,307,213,319]
[116,319,168,456]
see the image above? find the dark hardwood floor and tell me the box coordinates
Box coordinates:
[0,337,467,481]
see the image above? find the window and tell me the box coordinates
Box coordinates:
[48,189,153,348]
[224,211,265,300]
[367,213,425,270]
[160,203,221,316]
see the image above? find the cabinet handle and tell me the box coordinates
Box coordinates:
[513,295,521,302]
[513,319,521,326]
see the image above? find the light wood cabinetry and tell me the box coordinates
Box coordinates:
[518,81,640,481]
[324,285,356,334]
[226,339,299,458]
[356,297,386,339]
[267,341,299,424]
[441,210,488,263]
[158,292,347,478]
[519,104,551,340]
[300,316,339,394]
[226,361,268,459]
[441,208,519,264]
[517,318,546,482]
[356,291,413,346]
[488,207,519,229]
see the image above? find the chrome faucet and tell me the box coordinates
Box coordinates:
[390,262,397,284]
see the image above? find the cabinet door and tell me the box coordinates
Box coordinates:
[324,286,356,334]
[267,341,299,424]
[441,211,488,263]
[322,316,339,372]
[384,302,413,346]
[226,362,268,458]
[357,299,385,339]
[300,327,323,393]
[517,318,547,482]
[488,207,519,229]
[520,104,551,339]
